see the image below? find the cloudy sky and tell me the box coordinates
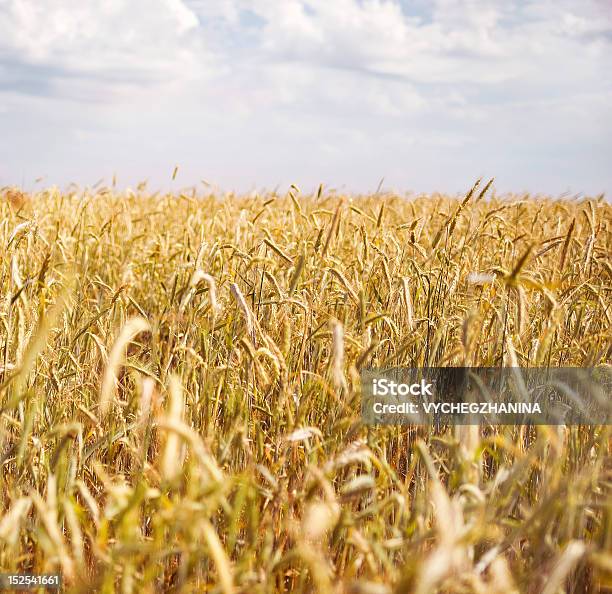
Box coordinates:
[1,0,610,195]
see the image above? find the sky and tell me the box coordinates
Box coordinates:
[0,0,611,196]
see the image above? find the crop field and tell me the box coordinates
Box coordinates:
[0,182,610,593]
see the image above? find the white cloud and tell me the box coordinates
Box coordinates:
[0,0,610,194]
[0,0,203,88]
[235,0,611,86]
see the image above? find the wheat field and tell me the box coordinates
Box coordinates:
[0,182,610,593]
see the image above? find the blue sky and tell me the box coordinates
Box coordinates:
[0,0,610,195]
